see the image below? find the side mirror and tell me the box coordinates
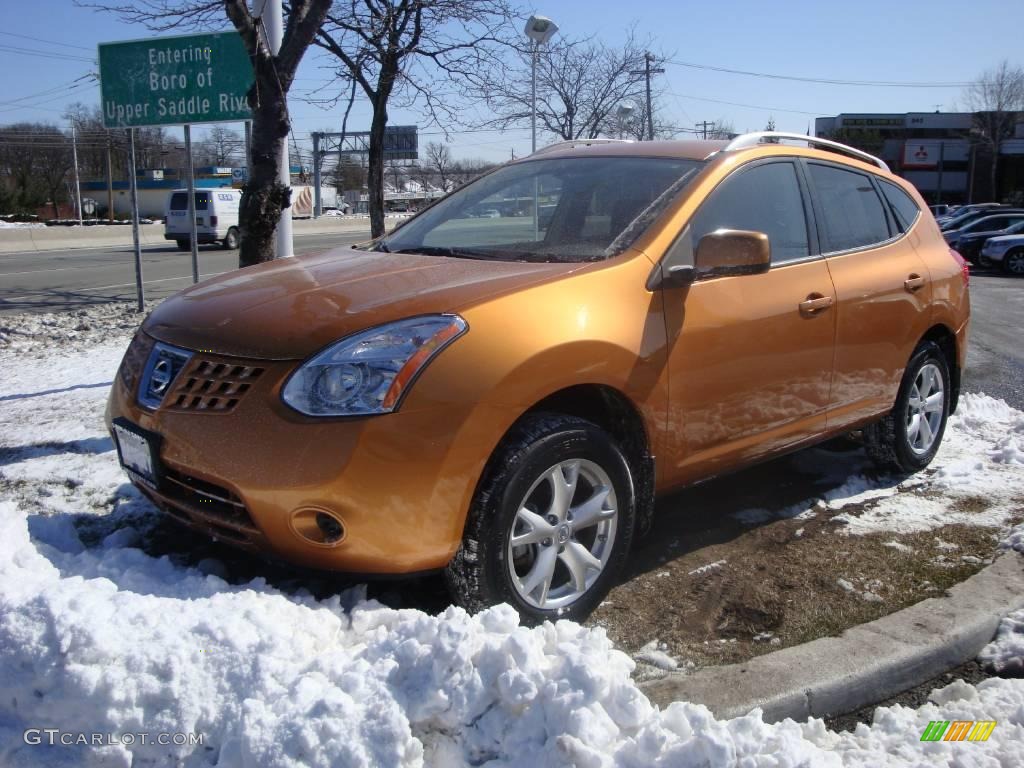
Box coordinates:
[694,229,771,279]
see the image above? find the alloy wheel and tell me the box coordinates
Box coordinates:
[507,459,618,610]
[905,362,945,455]
[1006,251,1024,275]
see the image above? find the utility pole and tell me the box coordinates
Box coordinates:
[106,134,114,223]
[630,52,664,141]
[70,121,83,225]
[695,121,714,140]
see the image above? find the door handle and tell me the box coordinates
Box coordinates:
[904,274,926,292]
[799,293,834,316]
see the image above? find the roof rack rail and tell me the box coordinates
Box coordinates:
[530,138,634,157]
[716,131,890,171]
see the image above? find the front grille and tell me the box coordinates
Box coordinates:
[159,466,260,535]
[164,358,264,413]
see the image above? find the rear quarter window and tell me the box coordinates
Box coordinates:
[809,163,891,252]
[879,180,921,233]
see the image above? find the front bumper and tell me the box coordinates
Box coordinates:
[106,339,505,574]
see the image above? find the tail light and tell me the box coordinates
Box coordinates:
[210,215,218,227]
[950,248,969,286]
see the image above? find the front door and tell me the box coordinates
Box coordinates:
[658,160,837,487]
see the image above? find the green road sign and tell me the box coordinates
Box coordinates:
[99,32,253,128]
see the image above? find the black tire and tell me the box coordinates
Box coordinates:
[864,341,950,473]
[1003,248,1024,276]
[175,239,189,251]
[975,253,994,270]
[445,412,636,624]
[223,227,240,250]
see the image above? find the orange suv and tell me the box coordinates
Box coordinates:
[107,133,970,623]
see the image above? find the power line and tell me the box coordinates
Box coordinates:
[0,44,95,63]
[664,58,972,88]
[0,30,94,52]
[664,90,820,117]
[0,75,95,109]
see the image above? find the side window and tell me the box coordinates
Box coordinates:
[879,180,921,233]
[691,161,810,265]
[808,164,891,252]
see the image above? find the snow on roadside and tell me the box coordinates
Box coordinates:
[1,307,1024,767]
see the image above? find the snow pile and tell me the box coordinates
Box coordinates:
[825,394,1024,535]
[979,609,1024,675]
[1,310,1024,766]
[0,220,46,229]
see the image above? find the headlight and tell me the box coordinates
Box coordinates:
[281,315,468,417]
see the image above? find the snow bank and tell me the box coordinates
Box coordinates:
[1,308,1023,766]
[0,220,46,229]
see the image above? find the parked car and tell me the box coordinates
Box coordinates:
[939,204,1014,232]
[955,219,1024,267]
[110,133,970,623]
[164,188,242,250]
[980,233,1024,275]
[943,212,1024,249]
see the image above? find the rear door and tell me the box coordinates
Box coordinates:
[804,162,933,430]
[660,159,837,485]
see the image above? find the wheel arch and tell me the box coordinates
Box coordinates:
[919,323,960,413]
[472,383,657,537]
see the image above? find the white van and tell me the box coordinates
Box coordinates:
[164,188,242,250]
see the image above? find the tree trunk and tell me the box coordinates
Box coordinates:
[238,66,291,268]
[367,98,389,238]
[990,151,1000,203]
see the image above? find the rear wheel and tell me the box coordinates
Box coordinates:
[864,341,950,473]
[175,239,189,251]
[223,227,240,250]
[975,253,994,270]
[1004,248,1024,276]
[445,413,635,624]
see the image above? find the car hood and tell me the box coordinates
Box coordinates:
[144,247,582,359]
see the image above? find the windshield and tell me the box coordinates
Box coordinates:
[374,156,704,262]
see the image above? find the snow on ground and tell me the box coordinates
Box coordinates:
[0,220,46,229]
[1,305,1023,767]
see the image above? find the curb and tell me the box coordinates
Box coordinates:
[639,551,1024,722]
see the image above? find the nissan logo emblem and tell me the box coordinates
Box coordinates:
[150,358,173,394]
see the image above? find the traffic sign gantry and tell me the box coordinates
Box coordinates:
[99,32,253,128]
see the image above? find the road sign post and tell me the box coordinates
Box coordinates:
[126,129,145,312]
[183,125,199,284]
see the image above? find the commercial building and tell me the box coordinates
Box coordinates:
[815,112,1024,205]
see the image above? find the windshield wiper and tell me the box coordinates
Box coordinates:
[392,246,499,260]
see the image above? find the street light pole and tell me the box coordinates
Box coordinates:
[531,41,538,154]
[256,0,293,258]
[524,15,558,155]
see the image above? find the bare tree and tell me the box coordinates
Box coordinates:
[312,0,517,238]
[478,30,664,144]
[198,125,244,167]
[963,60,1024,199]
[422,141,454,191]
[81,0,332,267]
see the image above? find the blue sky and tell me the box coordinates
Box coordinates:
[1,0,1020,165]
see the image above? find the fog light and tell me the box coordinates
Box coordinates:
[290,507,346,547]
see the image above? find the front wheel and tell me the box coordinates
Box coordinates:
[175,239,189,251]
[1004,248,1024,276]
[864,341,950,473]
[975,253,994,270]
[445,413,635,624]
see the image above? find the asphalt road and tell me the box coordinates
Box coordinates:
[0,231,370,314]
[1,244,1021,408]
[961,271,1024,410]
